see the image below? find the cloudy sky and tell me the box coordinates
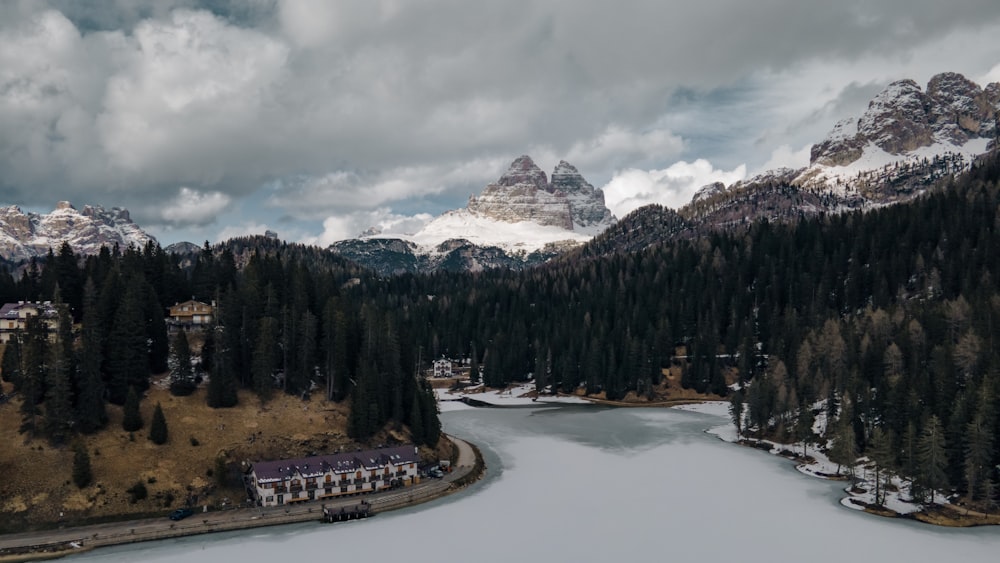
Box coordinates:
[2,0,1000,246]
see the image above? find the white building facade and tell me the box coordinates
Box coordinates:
[248,445,421,507]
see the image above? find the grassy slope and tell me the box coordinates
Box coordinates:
[0,375,438,533]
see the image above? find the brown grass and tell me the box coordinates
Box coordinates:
[0,374,441,532]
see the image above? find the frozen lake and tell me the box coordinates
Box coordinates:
[69,405,1000,562]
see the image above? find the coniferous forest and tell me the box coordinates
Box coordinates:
[383,152,1000,503]
[0,240,441,449]
[2,152,999,505]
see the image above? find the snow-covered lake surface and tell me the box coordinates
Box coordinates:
[68,406,1000,562]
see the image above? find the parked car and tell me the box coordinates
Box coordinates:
[428,468,445,479]
[169,508,194,521]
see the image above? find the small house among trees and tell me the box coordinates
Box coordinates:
[166,299,213,333]
[0,301,58,343]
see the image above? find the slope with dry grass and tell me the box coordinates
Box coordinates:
[0,374,439,533]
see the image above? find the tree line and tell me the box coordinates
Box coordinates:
[370,152,1000,504]
[0,240,440,449]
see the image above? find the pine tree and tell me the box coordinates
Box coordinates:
[408,391,425,445]
[19,315,50,436]
[729,388,744,438]
[828,415,859,478]
[1,335,21,385]
[76,278,107,434]
[468,343,480,384]
[107,281,149,404]
[149,402,168,445]
[916,415,949,504]
[252,316,279,401]
[964,413,994,500]
[44,299,75,445]
[122,386,143,432]
[72,442,93,489]
[867,427,894,506]
[169,331,196,396]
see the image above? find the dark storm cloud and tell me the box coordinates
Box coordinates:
[0,0,999,243]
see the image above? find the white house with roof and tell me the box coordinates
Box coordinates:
[247,445,421,507]
[0,301,58,343]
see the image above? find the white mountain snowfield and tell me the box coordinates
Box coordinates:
[796,135,992,197]
[366,208,598,255]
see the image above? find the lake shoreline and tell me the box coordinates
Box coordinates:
[0,435,486,563]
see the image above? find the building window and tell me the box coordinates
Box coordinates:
[266,496,274,503]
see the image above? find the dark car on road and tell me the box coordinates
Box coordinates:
[169,508,194,521]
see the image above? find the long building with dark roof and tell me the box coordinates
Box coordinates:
[247,445,421,507]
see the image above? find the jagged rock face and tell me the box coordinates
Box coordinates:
[469,180,575,230]
[926,72,996,143]
[691,181,727,205]
[496,155,550,190]
[857,79,934,155]
[812,73,1000,166]
[0,202,156,262]
[550,160,614,227]
[466,155,614,231]
[810,118,866,167]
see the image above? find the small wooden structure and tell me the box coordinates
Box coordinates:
[322,501,371,523]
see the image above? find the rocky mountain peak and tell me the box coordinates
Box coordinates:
[0,203,156,262]
[811,72,1000,167]
[549,159,614,228]
[691,182,727,205]
[496,155,549,190]
[464,155,616,231]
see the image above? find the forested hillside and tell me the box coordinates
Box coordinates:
[385,152,1000,502]
[0,239,440,449]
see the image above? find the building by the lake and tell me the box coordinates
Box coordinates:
[247,445,420,507]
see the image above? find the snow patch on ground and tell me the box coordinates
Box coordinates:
[700,416,936,517]
[435,382,591,408]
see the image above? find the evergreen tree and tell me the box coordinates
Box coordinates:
[468,343,480,385]
[44,299,75,444]
[964,413,994,500]
[828,416,859,478]
[867,427,894,506]
[122,386,143,432]
[916,415,949,504]
[1,334,21,385]
[169,331,196,396]
[729,388,744,438]
[106,282,149,404]
[149,402,168,445]
[252,316,279,401]
[19,315,50,436]
[76,278,107,433]
[72,442,93,489]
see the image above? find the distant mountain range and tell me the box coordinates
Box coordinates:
[0,72,995,271]
[0,201,155,262]
[329,155,616,275]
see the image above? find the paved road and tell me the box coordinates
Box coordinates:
[0,435,482,555]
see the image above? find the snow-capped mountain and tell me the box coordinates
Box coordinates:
[331,156,615,274]
[680,72,998,234]
[0,201,156,262]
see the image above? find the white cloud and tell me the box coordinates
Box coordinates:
[158,187,232,226]
[757,144,813,174]
[981,62,1000,84]
[1,2,1000,245]
[216,221,272,242]
[602,160,747,217]
[303,208,435,246]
